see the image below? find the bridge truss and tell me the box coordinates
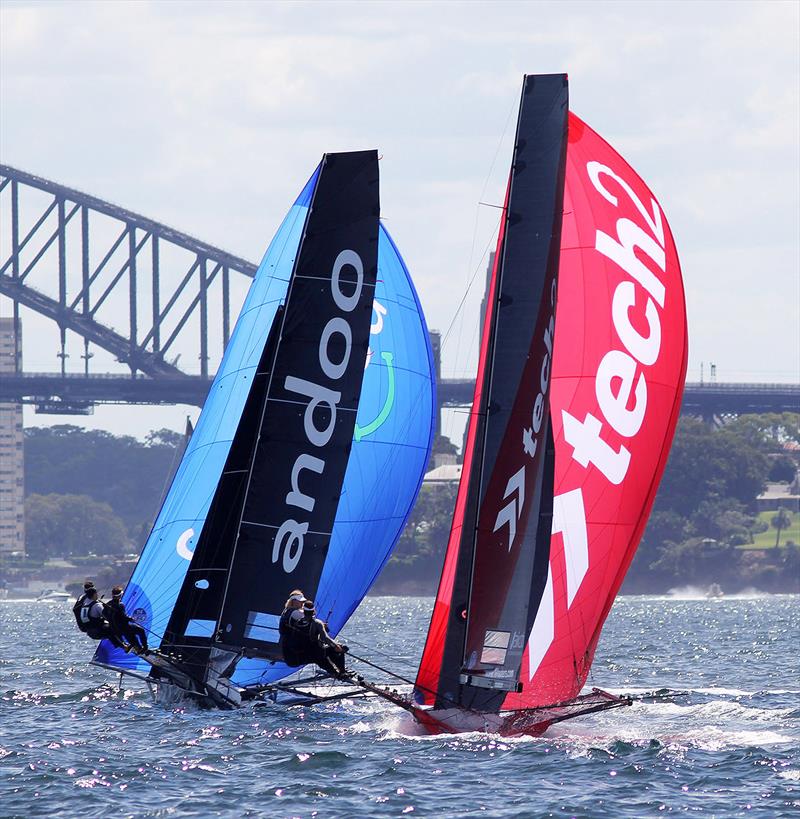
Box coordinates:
[0,165,796,418]
[0,164,257,395]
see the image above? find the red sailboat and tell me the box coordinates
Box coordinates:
[361,73,687,736]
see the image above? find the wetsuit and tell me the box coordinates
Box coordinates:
[106,597,148,651]
[309,616,347,676]
[80,598,125,649]
[279,608,308,667]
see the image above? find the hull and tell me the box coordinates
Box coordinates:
[407,688,631,738]
[410,706,552,737]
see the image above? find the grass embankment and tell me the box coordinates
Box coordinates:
[738,511,800,550]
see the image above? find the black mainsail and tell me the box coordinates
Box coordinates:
[416,74,569,713]
[158,150,379,693]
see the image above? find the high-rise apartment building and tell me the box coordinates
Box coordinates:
[0,317,25,556]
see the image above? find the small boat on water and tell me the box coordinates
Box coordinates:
[359,73,688,736]
[37,589,71,602]
[91,151,436,707]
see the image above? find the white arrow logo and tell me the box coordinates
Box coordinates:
[493,466,526,551]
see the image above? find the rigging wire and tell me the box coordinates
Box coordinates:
[346,650,478,716]
[342,634,419,675]
[440,93,517,444]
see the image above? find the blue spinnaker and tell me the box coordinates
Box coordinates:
[232,225,436,687]
[95,171,435,682]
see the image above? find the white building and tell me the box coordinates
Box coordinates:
[0,317,25,556]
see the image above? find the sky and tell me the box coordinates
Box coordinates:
[1,0,798,445]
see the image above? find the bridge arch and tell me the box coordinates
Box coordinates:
[0,164,257,383]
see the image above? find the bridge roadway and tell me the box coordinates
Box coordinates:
[0,372,797,415]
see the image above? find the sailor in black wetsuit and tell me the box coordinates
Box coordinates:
[72,580,95,633]
[280,597,349,678]
[79,588,127,650]
[106,585,148,653]
[278,590,308,667]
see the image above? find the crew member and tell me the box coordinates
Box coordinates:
[278,589,308,667]
[106,585,148,653]
[79,588,127,650]
[281,598,350,679]
[72,580,95,633]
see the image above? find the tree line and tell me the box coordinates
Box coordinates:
[21,424,185,560]
[14,414,800,593]
[627,413,799,592]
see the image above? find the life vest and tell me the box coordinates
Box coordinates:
[80,599,103,626]
[279,609,312,666]
[106,598,126,631]
[72,594,90,633]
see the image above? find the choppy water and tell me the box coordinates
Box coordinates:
[1,595,798,818]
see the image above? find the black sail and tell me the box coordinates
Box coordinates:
[161,151,379,669]
[220,150,379,655]
[418,75,568,711]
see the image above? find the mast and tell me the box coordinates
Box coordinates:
[415,74,569,710]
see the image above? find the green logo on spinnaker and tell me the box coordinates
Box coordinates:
[354,351,395,442]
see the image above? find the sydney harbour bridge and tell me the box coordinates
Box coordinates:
[0,164,797,421]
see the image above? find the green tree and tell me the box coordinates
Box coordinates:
[145,428,185,449]
[376,482,457,592]
[431,434,458,456]
[723,413,800,453]
[25,493,131,560]
[690,497,759,545]
[771,508,793,548]
[768,454,798,483]
[24,425,183,540]
[782,542,800,590]
[653,417,769,517]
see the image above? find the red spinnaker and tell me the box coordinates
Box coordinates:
[505,112,688,709]
[415,108,687,716]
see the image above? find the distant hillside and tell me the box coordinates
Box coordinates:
[24,424,184,547]
[15,414,800,594]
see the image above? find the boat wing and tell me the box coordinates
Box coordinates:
[96,161,436,686]
[414,86,686,716]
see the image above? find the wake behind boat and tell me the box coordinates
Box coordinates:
[358,73,688,737]
[89,150,436,707]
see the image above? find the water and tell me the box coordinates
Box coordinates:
[1,595,798,818]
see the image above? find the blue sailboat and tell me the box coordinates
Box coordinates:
[92,151,435,706]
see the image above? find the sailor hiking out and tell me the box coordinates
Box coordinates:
[77,588,127,650]
[106,585,148,653]
[71,580,95,633]
[279,593,350,679]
